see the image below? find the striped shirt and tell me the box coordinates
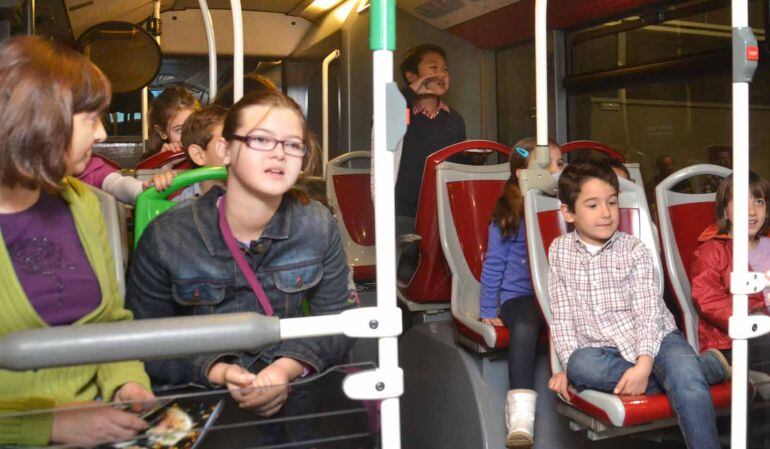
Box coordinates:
[548,231,677,366]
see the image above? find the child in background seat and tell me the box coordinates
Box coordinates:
[691,171,770,370]
[479,137,563,448]
[547,161,729,449]
[145,86,201,157]
[175,105,229,202]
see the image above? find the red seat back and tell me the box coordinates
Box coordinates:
[446,180,506,281]
[400,140,511,304]
[669,202,716,280]
[333,173,376,246]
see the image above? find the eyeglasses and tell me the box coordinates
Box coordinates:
[231,134,308,157]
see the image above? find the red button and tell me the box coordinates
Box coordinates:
[747,46,759,61]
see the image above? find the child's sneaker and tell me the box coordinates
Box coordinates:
[703,348,732,382]
[505,389,536,448]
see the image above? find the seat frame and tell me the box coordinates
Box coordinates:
[655,164,731,350]
[326,151,376,282]
[435,160,511,351]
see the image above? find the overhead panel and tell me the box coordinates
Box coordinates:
[397,0,521,30]
[169,0,308,13]
[160,9,311,57]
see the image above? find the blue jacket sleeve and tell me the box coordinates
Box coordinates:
[480,223,506,318]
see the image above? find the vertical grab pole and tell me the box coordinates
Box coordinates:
[371,1,402,448]
[322,49,341,180]
[730,0,753,447]
[142,0,161,146]
[198,0,218,101]
[230,0,244,102]
[534,0,549,166]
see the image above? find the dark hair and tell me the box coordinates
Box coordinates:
[222,90,316,176]
[491,137,561,236]
[399,43,447,85]
[558,161,619,212]
[181,105,228,166]
[607,159,631,180]
[148,86,201,153]
[0,36,111,192]
[213,73,277,108]
[715,171,770,237]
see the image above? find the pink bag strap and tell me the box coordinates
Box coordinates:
[218,196,274,316]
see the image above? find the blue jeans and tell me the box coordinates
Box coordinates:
[566,331,720,449]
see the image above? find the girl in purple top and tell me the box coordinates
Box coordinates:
[479,137,563,448]
[0,36,153,447]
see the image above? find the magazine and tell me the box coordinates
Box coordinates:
[103,397,224,449]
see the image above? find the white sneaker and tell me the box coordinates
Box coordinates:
[506,389,537,448]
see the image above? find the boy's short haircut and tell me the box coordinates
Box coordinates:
[399,43,447,85]
[181,105,228,164]
[607,158,631,179]
[558,160,620,212]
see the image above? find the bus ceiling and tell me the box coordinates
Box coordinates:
[28,0,677,55]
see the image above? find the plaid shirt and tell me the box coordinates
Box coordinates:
[548,231,677,367]
[411,100,451,120]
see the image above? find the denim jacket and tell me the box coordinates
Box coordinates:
[126,187,356,386]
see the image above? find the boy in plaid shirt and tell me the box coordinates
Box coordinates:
[546,161,729,449]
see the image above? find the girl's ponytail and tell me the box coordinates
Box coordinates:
[491,138,536,237]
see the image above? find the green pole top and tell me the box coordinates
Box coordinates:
[370,0,396,51]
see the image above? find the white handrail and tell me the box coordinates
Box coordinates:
[535,0,548,149]
[198,0,217,100]
[322,49,341,180]
[730,1,750,447]
[230,0,244,102]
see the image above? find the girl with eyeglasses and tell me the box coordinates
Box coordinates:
[126,90,356,447]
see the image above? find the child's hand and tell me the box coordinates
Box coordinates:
[143,170,177,191]
[408,73,446,96]
[614,356,652,395]
[481,317,504,326]
[113,382,156,413]
[244,358,303,416]
[548,372,571,401]
[161,142,184,153]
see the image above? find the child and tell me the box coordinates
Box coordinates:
[547,161,729,449]
[174,105,229,202]
[480,137,563,448]
[0,36,154,447]
[126,90,356,445]
[77,155,176,204]
[607,158,631,181]
[394,43,466,236]
[146,86,201,156]
[691,171,770,360]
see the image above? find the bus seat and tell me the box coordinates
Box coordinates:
[134,167,227,247]
[655,164,731,350]
[524,177,732,433]
[326,151,376,282]
[136,150,195,170]
[561,140,644,189]
[398,140,511,311]
[435,160,510,352]
[90,187,127,297]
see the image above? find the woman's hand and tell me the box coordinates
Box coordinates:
[51,402,148,447]
[113,382,156,412]
[481,317,504,326]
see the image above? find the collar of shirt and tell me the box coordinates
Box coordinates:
[571,230,619,256]
[411,100,451,120]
